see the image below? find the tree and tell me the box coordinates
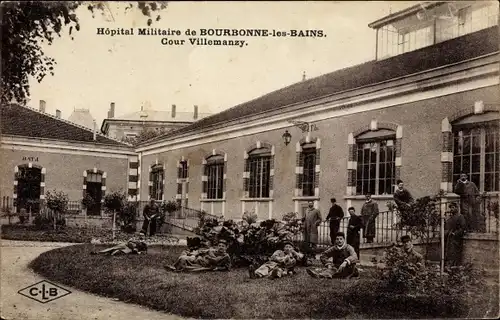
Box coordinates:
[1,1,168,105]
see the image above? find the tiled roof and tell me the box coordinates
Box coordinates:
[141,27,498,146]
[1,104,131,147]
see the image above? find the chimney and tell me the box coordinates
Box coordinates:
[93,120,97,141]
[108,102,115,118]
[193,105,199,120]
[171,104,176,118]
[39,100,46,113]
[55,109,61,118]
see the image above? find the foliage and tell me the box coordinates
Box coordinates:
[160,200,179,214]
[386,200,397,212]
[81,193,95,209]
[242,211,258,225]
[33,214,66,230]
[193,213,303,266]
[117,202,137,233]
[45,189,69,213]
[2,1,168,105]
[393,190,444,258]
[487,200,499,219]
[102,190,126,214]
[337,244,489,317]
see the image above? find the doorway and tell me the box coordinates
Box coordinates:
[16,166,42,213]
[86,172,102,215]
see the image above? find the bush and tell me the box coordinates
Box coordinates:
[354,244,487,317]
[103,191,126,214]
[33,214,66,230]
[160,200,178,214]
[117,202,137,233]
[192,213,303,266]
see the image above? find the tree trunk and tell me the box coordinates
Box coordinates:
[112,210,116,241]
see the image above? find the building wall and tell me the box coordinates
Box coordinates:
[139,85,499,220]
[107,122,190,141]
[0,148,129,202]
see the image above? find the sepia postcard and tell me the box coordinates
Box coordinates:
[1,1,499,319]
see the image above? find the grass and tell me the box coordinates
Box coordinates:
[0,224,175,243]
[28,244,497,319]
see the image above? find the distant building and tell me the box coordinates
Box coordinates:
[0,101,136,216]
[100,102,211,141]
[68,108,96,130]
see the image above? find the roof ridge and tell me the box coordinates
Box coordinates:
[18,104,132,147]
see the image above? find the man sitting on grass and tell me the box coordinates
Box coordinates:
[400,235,424,266]
[306,232,359,279]
[165,239,231,272]
[249,241,304,279]
[91,239,148,256]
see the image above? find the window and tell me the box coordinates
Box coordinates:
[453,121,499,192]
[179,160,188,179]
[356,139,396,195]
[206,155,224,199]
[302,146,316,197]
[151,167,164,200]
[248,148,271,198]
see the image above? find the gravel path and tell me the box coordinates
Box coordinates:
[0,240,185,320]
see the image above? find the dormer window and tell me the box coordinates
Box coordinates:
[371,1,498,60]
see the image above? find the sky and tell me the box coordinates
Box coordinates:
[27,1,418,126]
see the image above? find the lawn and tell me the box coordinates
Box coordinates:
[29,244,496,319]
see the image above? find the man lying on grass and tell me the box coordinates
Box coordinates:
[165,239,231,272]
[249,241,305,279]
[306,232,359,279]
[91,239,148,256]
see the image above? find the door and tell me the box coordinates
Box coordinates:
[86,172,102,215]
[16,167,41,213]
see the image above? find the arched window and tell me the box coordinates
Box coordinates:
[150,165,164,201]
[452,113,499,192]
[205,155,224,200]
[348,121,402,196]
[248,148,272,198]
[301,143,317,197]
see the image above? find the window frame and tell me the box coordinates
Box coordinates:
[301,146,316,197]
[452,120,499,193]
[355,137,396,196]
[248,149,272,198]
[151,167,164,201]
[206,156,224,200]
[179,160,188,179]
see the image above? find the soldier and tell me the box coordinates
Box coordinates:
[249,241,304,279]
[165,239,231,272]
[444,202,466,266]
[361,194,379,243]
[346,207,364,260]
[303,201,322,252]
[306,232,359,279]
[140,199,159,236]
[400,235,424,266]
[326,198,345,245]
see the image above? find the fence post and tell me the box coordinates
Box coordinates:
[440,196,445,276]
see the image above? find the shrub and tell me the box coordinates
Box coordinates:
[81,193,95,209]
[45,190,69,213]
[359,245,486,317]
[160,200,178,214]
[103,191,126,214]
[117,202,138,233]
[192,213,303,266]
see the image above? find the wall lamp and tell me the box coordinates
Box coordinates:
[282,130,292,146]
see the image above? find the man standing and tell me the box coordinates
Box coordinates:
[140,199,159,236]
[303,201,322,251]
[326,198,344,244]
[361,194,379,243]
[444,202,466,266]
[306,232,359,279]
[346,207,364,260]
[393,179,414,213]
[454,173,484,232]
[400,235,424,266]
